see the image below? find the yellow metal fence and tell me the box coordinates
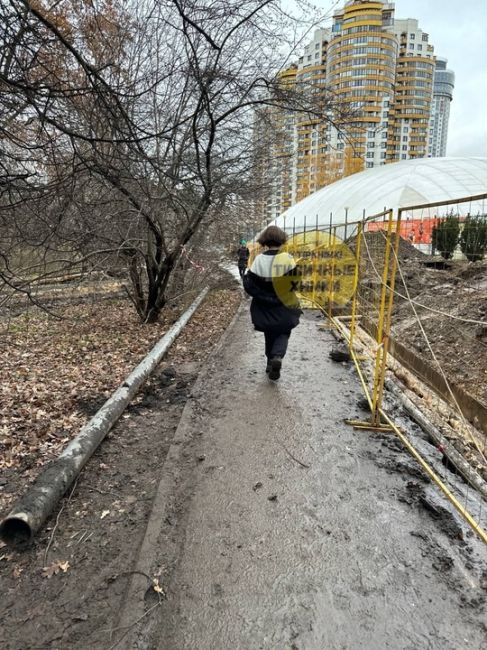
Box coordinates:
[251,194,487,543]
[335,199,487,544]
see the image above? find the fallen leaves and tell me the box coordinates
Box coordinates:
[41,560,70,578]
[100,510,110,519]
[0,299,178,512]
[0,289,240,514]
[12,565,23,578]
[152,578,164,594]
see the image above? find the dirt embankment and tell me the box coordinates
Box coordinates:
[356,233,487,482]
[392,253,487,405]
[360,233,487,407]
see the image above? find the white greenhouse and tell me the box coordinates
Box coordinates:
[268,157,487,235]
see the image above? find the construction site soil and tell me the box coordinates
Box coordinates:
[361,233,487,407]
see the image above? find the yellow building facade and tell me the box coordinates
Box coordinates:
[262,0,438,221]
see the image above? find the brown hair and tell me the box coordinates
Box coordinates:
[257,225,287,248]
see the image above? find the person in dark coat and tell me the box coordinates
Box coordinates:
[237,240,250,279]
[243,226,301,380]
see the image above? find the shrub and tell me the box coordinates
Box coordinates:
[431,212,460,259]
[460,215,487,262]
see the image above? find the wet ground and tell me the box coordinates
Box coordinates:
[119,309,487,650]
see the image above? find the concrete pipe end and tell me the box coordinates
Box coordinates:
[0,516,33,547]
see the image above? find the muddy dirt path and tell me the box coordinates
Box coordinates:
[124,311,486,650]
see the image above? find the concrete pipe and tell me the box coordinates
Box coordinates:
[0,288,209,547]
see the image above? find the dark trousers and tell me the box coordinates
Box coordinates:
[264,330,290,359]
[238,265,246,279]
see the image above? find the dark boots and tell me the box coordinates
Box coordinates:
[268,357,282,381]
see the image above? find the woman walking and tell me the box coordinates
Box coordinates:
[243,226,301,380]
[236,239,250,279]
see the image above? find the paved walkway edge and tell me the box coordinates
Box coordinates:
[114,299,246,649]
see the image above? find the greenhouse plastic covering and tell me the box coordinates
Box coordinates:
[270,157,487,231]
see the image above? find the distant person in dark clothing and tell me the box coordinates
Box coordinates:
[237,239,250,279]
[243,226,301,381]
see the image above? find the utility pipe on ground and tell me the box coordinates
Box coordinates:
[385,379,487,500]
[0,288,209,547]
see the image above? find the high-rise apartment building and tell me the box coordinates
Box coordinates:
[261,0,454,220]
[294,28,332,204]
[327,1,398,171]
[259,66,298,222]
[391,18,435,161]
[429,58,455,157]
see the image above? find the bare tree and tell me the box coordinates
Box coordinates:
[0,0,349,321]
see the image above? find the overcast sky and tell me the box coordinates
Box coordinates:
[393,0,487,156]
[319,0,487,157]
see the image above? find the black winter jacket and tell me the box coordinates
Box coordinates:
[237,246,250,268]
[243,250,301,334]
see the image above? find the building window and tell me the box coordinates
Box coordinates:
[366,162,374,168]
[366,152,374,158]
[402,145,408,151]
[402,154,407,159]
[409,43,414,49]
[422,34,428,42]
[410,33,415,39]
[381,152,386,158]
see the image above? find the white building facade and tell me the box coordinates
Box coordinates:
[429,58,455,157]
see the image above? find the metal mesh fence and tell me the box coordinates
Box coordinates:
[346,198,487,543]
[247,193,487,543]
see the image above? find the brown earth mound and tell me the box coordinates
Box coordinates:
[355,232,487,408]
